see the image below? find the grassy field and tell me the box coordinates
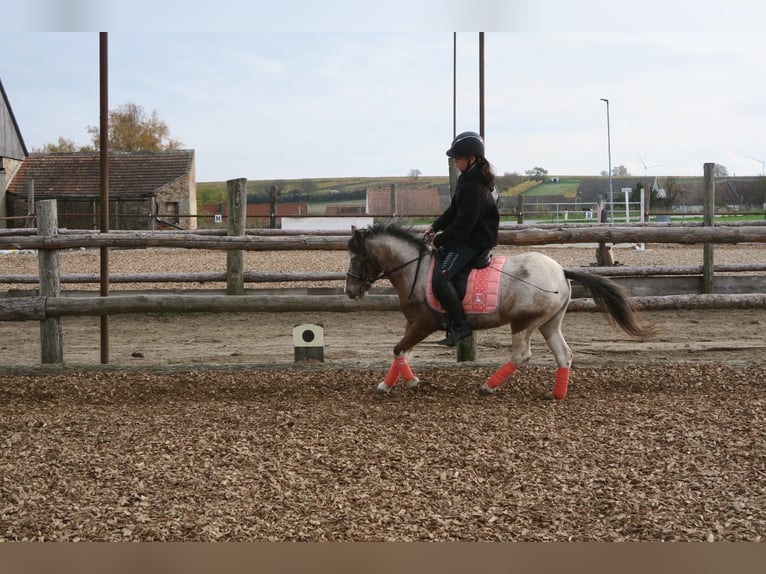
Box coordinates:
[521,178,581,198]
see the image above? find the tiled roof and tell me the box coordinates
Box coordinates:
[6,150,194,198]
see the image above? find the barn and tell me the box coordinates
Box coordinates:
[0,78,29,229]
[5,149,197,230]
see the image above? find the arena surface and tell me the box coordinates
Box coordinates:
[1,243,764,541]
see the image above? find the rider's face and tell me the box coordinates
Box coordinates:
[452,156,472,173]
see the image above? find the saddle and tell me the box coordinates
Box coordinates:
[426,252,506,315]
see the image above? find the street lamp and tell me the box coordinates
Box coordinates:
[600,98,613,223]
[747,156,765,176]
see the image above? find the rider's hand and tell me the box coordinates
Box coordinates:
[423,226,436,242]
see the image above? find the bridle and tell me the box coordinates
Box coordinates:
[346,233,430,299]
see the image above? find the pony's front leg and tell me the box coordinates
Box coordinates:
[376,354,419,394]
[376,320,432,394]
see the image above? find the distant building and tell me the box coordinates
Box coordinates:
[365,185,442,216]
[197,201,310,228]
[6,150,197,230]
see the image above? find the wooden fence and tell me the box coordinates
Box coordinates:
[1,168,765,364]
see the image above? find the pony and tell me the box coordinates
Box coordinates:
[344,222,656,399]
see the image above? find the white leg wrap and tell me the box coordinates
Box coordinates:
[406,377,420,390]
[376,381,392,394]
[479,381,496,395]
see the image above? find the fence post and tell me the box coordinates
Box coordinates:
[390,183,397,218]
[702,163,715,294]
[226,178,248,295]
[37,200,63,363]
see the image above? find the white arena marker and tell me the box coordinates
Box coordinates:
[293,323,324,362]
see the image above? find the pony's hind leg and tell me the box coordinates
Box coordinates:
[539,312,573,400]
[480,329,533,395]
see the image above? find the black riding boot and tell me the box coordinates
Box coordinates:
[435,282,472,347]
[435,269,471,345]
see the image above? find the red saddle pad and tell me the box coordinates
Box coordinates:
[426,256,506,314]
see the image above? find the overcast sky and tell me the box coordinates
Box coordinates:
[3,1,766,182]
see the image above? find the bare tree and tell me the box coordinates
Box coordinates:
[662,176,681,209]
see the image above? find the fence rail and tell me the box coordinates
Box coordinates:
[2,223,766,252]
[2,175,765,365]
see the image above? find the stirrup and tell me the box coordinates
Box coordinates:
[438,328,472,347]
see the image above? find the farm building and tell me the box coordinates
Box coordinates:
[5,149,197,230]
[0,78,29,228]
[365,185,443,216]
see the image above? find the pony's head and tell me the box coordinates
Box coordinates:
[344,221,428,299]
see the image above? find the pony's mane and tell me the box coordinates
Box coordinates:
[362,221,429,253]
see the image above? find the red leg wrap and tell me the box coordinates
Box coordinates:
[384,358,402,387]
[399,358,415,382]
[487,361,517,389]
[553,367,570,400]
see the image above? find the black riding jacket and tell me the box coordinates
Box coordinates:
[431,163,499,250]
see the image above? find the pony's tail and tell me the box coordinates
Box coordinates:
[564,270,657,338]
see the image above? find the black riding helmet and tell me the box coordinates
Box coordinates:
[446,131,485,159]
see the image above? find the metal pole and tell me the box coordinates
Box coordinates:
[452,32,457,139]
[479,32,485,140]
[449,33,457,197]
[600,98,613,223]
[702,162,716,294]
[99,32,109,364]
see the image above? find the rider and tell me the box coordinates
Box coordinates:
[424,131,500,347]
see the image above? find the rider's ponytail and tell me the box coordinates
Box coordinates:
[476,156,496,191]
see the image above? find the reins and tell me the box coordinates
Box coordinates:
[346,252,427,289]
[346,235,429,301]
[348,225,560,299]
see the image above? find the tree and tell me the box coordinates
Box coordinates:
[661,176,681,209]
[86,103,183,151]
[33,137,92,153]
[612,165,630,176]
[714,163,729,177]
[495,171,524,192]
[408,169,422,182]
[524,166,548,181]
[38,102,182,153]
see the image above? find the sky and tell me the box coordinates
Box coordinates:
[3,1,766,182]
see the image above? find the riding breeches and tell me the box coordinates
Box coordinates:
[431,244,482,304]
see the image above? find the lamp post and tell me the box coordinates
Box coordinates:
[600,98,613,223]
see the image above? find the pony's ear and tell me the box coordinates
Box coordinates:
[351,225,358,235]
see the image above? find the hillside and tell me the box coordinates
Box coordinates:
[197,175,451,205]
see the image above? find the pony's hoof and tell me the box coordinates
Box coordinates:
[376,381,392,394]
[479,382,495,395]
[406,377,420,390]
